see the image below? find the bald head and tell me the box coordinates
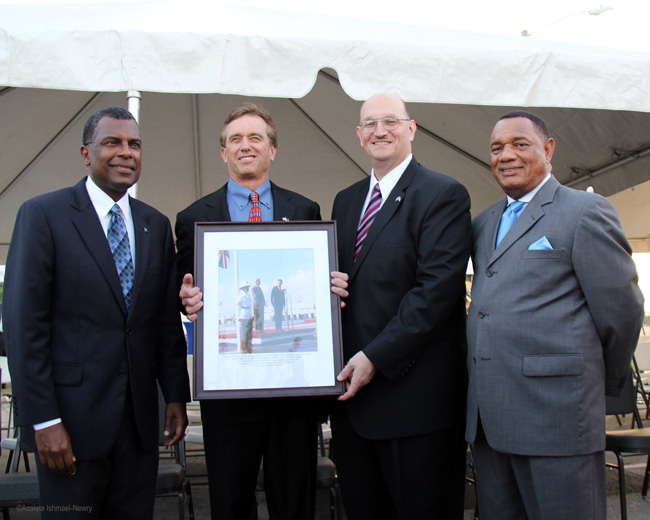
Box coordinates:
[359,93,410,121]
[357,93,416,180]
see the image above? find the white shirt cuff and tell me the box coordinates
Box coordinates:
[33,418,62,430]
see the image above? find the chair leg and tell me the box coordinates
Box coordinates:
[616,451,628,520]
[642,454,649,498]
[329,486,336,520]
[177,488,185,520]
[186,480,194,520]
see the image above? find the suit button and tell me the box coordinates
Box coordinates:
[486,269,494,277]
[478,311,486,319]
[126,329,132,335]
[119,370,127,377]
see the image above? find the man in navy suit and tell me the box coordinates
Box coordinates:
[330,93,471,519]
[176,102,322,520]
[3,107,190,518]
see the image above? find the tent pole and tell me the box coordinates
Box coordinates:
[127,90,142,199]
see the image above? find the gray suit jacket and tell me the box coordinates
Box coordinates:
[466,176,644,456]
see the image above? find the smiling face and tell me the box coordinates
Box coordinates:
[80,117,142,201]
[221,114,277,190]
[357,93,416,180]
[489,117,555,199]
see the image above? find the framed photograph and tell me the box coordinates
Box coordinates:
[193,221,344,399]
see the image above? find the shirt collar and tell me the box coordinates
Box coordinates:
[227,178,272,210]
[370,153,412,199]
[506,173,552,205]
[85,176,131,221]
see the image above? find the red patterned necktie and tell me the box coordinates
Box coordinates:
[249,192,262,222]
[354,184,382,261]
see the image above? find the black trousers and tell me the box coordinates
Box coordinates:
[332,404,466,520]
[35,394,158,519]
[202,414,318,520]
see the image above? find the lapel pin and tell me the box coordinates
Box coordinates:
[143,227,149,233]
[282,217,290,222]
[395,196,402,203]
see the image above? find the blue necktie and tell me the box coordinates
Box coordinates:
[107,204,135,311]
[496,201,525,247]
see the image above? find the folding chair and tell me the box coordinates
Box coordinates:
[605,369,650,520]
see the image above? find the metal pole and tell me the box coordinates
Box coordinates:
[126,90,141,199]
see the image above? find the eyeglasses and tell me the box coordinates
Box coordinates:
[358,117,411,133]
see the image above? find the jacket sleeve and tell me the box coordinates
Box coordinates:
[572,195,644,396]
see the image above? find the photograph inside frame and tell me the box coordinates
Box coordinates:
[194,221,343,398]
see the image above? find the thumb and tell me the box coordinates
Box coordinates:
[182,273,194,287]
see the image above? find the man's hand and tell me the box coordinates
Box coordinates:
[179,273,203,321]
[337,351,377,401]
[331,271,349,309]
[35,422,76,475]
[162,402,188,447]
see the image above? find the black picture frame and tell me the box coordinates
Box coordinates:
[193,221,344,399]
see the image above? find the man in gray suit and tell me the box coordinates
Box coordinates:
[466,111,644,520]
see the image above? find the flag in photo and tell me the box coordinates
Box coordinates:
[219,250,230,269]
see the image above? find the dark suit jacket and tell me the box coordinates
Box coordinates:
[3,178,191,459]
[466,177,644,456]
[332,157,472,439]
[175,180,322,424]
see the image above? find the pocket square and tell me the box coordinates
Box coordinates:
[528,236,553,250]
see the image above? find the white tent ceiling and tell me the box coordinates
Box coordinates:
[2,1,650,263]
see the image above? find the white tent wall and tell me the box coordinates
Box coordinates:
[3,2,650,263]
[3,77,650,264]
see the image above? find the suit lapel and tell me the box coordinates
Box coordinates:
[200,183,232,222]
[340,182,368,273]
[487,177,560,266]
[271,182,297,222]
[70,181,127,315]
[130,201,150,316]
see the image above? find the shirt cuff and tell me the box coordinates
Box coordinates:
[33,418,62,430]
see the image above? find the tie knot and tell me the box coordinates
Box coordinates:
[250,192,259,204]
[507,200,525,216]
[110,204,121,217]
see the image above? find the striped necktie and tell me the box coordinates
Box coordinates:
[249,192,262,222]
[354,184,382,261]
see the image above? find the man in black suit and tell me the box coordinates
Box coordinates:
[176,102,322,520]
[3,107,190,518]
[270,278,285,332]
[330,93,472,519]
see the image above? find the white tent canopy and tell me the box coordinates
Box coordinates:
[2,1,650,263]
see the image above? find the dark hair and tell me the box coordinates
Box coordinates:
[498,111,549,140]
[220,102,278,148]
[83,107,138,145]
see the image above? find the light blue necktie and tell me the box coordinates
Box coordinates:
[496,200,525,247]
[107,204,135,311]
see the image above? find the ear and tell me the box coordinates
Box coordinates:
[408,119,417,143]
[269,145,277,162]
[356,125,363,146]
[80,145,90,166]
[220,147,228,164]
[544,137,556,163]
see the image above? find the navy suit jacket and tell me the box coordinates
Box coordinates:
[175,180,322,424]
[332,157,472,439]
[3,178,191,459]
